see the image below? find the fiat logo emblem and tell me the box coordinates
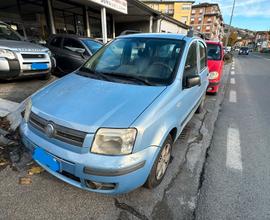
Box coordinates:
[45,123,55,138]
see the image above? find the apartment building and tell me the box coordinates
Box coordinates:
[141,0,194,25]
[255,31,270,50]
[190,3,224,40]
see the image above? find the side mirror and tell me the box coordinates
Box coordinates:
[75,48,85,54]
[185,75,201,88]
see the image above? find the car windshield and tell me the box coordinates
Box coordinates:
[241,47,248,50]
[207,44,221,60]
[79,38,185,86]
[82,39,103,54]
[0,24,21,41]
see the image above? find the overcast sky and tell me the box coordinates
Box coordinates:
[194,0,270,31]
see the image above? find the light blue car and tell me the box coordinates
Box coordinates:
[20,33,209,194]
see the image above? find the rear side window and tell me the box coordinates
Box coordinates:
[183,42,198,78]
[63,38,84,51]
[50,37,62,48]
[199,41,207,71]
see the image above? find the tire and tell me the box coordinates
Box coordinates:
[40,73,51,80]
[144,135,173,189]
[196,94,206,114]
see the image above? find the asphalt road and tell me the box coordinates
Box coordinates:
[0,76,58,103]
[196,53,270,219]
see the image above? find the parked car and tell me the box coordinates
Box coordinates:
[47,34,103,75]
[20,33,209,194]
[206,41,224,94]
[0,21,55,80]
[239,47,249,55]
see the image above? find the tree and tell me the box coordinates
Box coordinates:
[222,31,238,46]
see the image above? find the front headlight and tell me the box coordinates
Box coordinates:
[208,71,219,80]
[24,98,32,122]
[0,49,15,59]
[91,128,137,155]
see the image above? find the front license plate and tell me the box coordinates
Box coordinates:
[33,147,60,172]
[31,63,48,70]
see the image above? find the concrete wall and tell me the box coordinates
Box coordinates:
[160,20,187,34]
[115,21,150,36]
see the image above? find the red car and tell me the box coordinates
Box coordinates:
[206,41,224,94]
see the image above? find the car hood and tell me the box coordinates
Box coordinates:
[32,73,166,133]
[0,40,48,52]
[207,60,222,73]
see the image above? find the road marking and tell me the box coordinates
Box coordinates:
[231,66,235,70]
[226,127,243,171]
[231,71,235,75]
[230,78,235,84]
[229,90,237,103]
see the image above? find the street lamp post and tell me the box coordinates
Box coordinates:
[225,0,236,48]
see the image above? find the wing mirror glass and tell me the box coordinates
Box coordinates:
[185,75,201,88]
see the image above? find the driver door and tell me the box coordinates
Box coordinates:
[61,38,88,73]
[179,41,201,127]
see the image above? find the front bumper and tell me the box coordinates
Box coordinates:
[207,80,220,93]
[0,54,54,80]
[0,58,20,79]
[20,122,160,195]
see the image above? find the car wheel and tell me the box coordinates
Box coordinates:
[144,135,172,189]
[40,73,51,80]
[196,94,206,113]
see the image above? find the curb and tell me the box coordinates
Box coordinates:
[0,98,26,133]
[0,98,19,118]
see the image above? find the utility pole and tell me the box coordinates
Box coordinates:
[225,0,236,48]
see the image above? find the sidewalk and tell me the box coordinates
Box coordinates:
[253,52,270,59]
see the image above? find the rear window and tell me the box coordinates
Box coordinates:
[207,43,221,60]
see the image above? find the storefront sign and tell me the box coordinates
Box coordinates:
[89,0,127,14]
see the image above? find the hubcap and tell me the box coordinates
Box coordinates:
[156,143,171,180]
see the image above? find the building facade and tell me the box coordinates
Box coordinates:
[255,31,270,51]
[0,0,189,44]
[141,0,194,25]
[190,3,224,40]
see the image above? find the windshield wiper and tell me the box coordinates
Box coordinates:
[79,68,115,82]
[100,72,154,86]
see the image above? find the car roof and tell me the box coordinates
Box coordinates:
[49,34,102,43]
[206,40,223,45]
[116,33,201,42]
